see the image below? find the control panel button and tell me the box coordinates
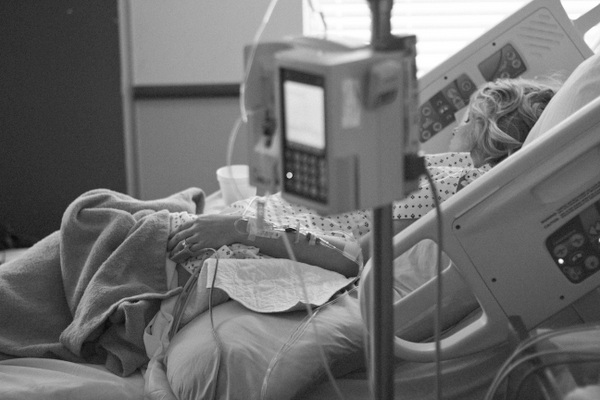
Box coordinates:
[478,43,527,82]
[584,255,600,271]
[284,147,328,204]
[546,199,600,284]
[570,233,585,248]
[419,74,476,142]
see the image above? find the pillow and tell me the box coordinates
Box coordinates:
[524,52,600,146]
[163,288,365,400]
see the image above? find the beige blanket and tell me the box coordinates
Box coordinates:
[0,188,204,376]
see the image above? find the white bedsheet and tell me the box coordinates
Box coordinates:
[0,358,144,400]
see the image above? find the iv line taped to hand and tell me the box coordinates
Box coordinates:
[234,197,364,268]
[238,215,364,267]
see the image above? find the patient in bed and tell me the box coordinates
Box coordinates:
[167,76,560,278]
[0,76,560,383]
[147,77,560,349]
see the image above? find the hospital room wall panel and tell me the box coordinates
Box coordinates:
[128,0,303,86]
[134,97,247,200]
[122,0,302,200]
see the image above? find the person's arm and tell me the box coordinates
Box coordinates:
[358,218,417,263]
[236,220,361,277]
[167,214,361,278]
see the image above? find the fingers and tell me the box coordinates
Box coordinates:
[167,220,194,251]
[167,214,237,256]
[167,234,182,252]
[169,237,196,262]
[170,232,200,254]
[170,249,188,263]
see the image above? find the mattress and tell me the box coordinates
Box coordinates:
[0,358,144,400]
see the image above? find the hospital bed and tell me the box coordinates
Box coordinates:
[2,6,600,400]
[1,51,599,400]
[158,50,600,400]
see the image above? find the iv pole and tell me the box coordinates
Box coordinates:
[367,1,397,399]
[370,205,395,400]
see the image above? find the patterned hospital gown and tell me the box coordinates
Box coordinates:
[169,152,490,272]
[228,152,490,238]
[393,152,490,219]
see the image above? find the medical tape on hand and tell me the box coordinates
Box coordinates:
[294,221,301,243]
[306,232,317,246]
[256,200,266,231]
[246,217,282,240]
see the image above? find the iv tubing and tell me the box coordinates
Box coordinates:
[239,0,280,123]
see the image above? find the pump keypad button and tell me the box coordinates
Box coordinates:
[284,148,328,204]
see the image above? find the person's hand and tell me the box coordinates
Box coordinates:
[167,214,242,263]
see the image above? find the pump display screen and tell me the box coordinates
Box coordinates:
[283,81,325,149]
[280,68,328,204]
[281,69,326,150]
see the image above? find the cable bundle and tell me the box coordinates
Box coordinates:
[485,323,600,400]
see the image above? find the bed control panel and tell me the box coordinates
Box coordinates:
[418,73,476,142]
[418,43,527,143]
[478,43,527,81]
[546,199,600,283]
[417,0,595,153]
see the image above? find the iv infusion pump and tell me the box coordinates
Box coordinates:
[244,36,421,215]
[277,40,421,214]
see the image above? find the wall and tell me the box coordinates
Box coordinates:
[123,1,303,199]
[0,1,126,242]
[134,97,246,198]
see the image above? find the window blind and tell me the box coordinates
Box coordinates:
[304,0,600,75]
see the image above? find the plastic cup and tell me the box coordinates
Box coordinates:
[216,164,257,205]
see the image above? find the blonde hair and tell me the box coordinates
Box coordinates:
[466,77,560,166]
